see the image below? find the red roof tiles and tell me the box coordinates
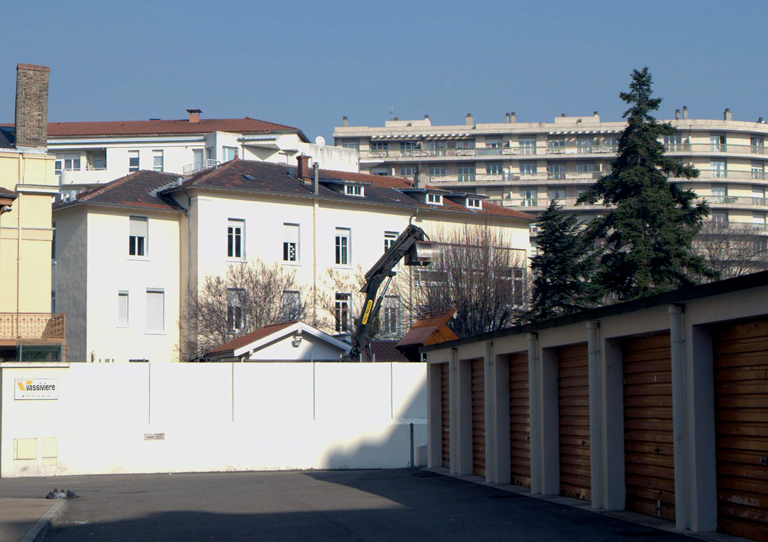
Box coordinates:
[206,321,297,354]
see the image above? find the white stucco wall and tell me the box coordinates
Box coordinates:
[246,333,347,361]
[53,207,88,362]
[0,362,427,477]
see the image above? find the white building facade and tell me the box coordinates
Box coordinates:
[53,159,533,363]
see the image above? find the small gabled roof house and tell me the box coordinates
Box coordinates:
[204,321,352,362]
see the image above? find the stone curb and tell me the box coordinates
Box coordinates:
[20,501,66,542]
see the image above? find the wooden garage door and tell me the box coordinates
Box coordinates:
[472,359,486,477]
[623,333,675,521]
[441,363,450,468]
[715,319,768,542]
[558,343,591,501]
[510,352,531,487]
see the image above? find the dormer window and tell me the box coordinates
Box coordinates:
[426,193,443,206]
[466,198,482,210]
[344,184,364,197]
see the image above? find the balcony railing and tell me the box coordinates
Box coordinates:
[665,143,768,156]
[683,170,767,181]
[0,313,66,340]
[427,171,603,185]
[183,159,220,175]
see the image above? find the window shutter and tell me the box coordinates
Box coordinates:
[130,217,147,237]
[146,290,164,333]
[283,224,299,261]
[118,292,129,326]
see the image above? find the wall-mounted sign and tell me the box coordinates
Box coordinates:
[14,379,58,400]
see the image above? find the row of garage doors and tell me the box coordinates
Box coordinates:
[438,318,768,541]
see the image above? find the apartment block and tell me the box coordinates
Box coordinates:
[334,109,768,238]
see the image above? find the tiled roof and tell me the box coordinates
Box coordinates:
[166,159,535,221]
[369,340,410,362]
[54,170,186,213]
[35,117,305,138]
[0,127,14,149]
[0,186,18,197]
[206,321,297,355]
[398,310,458,348]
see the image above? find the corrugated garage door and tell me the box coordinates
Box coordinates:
[558,343,591,501]
[623,333,675,520]
[471,359,486,477]
[509,352,531,487]
[714,319,768,542]
[441,363,450,468]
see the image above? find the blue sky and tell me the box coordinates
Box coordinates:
[2,0,765,142]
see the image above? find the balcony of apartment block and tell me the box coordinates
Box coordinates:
[495,196,605,212]
[0,313,66,362]
[675,169,768,185]
[698,195,768,211]
[664,142,768,158]
[428,171,604,187]
[58,164,115,187]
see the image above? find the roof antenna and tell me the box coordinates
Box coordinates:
[389,103,394,121]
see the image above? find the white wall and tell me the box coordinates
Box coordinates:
[0,362,427,477]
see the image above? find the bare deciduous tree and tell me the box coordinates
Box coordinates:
[396,225,529,338]
[180,260,308,360]
[694,221,768,280]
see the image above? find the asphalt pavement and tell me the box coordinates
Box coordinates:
[0,469,746,542]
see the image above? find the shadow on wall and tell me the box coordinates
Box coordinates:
[317,377,428,469]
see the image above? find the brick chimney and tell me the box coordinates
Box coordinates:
[15,63,49,150]
[297,155,310,179]
[187,108,202,123]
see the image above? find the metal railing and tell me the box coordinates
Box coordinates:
[665,143,768,155]
[183,159,220,175]
[0,313,66,340]
[427,171,603,185]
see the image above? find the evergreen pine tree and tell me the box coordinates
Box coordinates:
[526,200,602,322]
[578,67,713,300]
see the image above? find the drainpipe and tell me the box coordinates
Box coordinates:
[669,305,688,531]
[16,154,23,338]
[313,161,319,195]
[527,332,541,494]
[587,321,602,509]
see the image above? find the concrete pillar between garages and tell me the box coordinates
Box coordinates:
[483,341,495,483]
[539,346,560,495]
[527,333,542,494]
[669,305,689,531]
[427,359,443,468]
[587,321,604,509]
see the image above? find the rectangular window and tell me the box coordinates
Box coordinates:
[426,193,443,205]
[519,138,537,155]
[466,198,482,209]
[455,139,475,150]
[576,162,595,173]
[146,289,164,333]
[521,188,537,207]
[222,146,237,162]
[128,150,140,172]
[486,163,502,175]
[753,212,766,225]
[335,228,350,266]
[334,293,351,333]
[118,291,129,327]
[281,290,302,321]
[547,138,565,153]
[382,296,400,337]
[547,163,565,179]
[152,150,164,172]
[752,136,765,154]
[711,134,727,152]
[753,186,765,205]
[548,188,565,202]
[511,268,525,306]
[665,134,682,151]
[384,231,398,253]
[342,140,360,150]
[520,162,537,175]
[399,166,417,177]
[752,162,765,180]
[429,165,447,178]
[227,219,244,259]
[227,288,245,331]
[712,211,728,223]
[54,153,81,175]
[577,136,595,154]
[344,184,364,197]
[283,223,299,262]
[370,141,388,152]
[129,216,148,257]
[457,164,475,182]
[193,149,204,166]
[711,160,727,178]
[711,185,727,198]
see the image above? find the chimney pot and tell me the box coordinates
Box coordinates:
[675,109,681,120]
[15,63,50,150]
[724,108,732,121]
[187,108,202,123]
[593,111,599,116]
[424,114,429,120]
[683,106,688,120]
[510,112,516,124]
[505,113,510,123]
[465,113,474,126]
[759,117,765,124]
[561,113,566,117]
[342,116,348,127]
